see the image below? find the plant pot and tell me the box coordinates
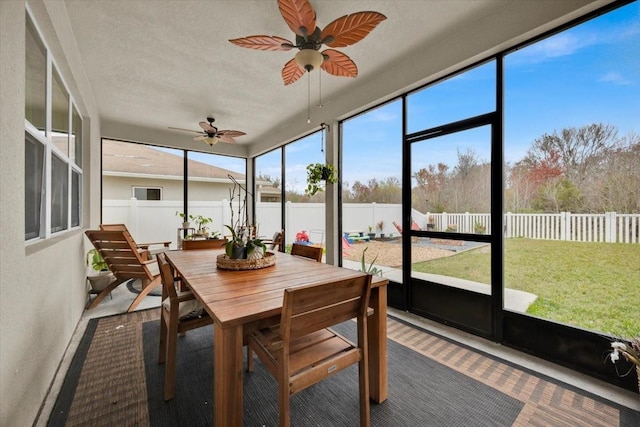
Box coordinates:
[368,233,376,240]
[88,271,115,292]
[182,221,191,229]
[230,246,247,260]
[426,223,435,230]
[321,167,330,181]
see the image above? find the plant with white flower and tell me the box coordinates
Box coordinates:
[607,337,640,380]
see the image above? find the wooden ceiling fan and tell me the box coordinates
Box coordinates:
[229,0,386,85]
[169,117,246,146]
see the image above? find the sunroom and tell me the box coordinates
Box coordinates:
[1,0,638,426]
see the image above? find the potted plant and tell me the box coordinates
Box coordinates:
[367,225,376,240]
[193,214,213,237]
[86,249,114,292]
[376,220,385,239]
[304,163,338,196]
[360,247,383,277]
[427,215,436,230]
[224,175,267,260]
[607,337,640,391]
[176,211,194,229]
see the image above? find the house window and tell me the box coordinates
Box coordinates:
[133,187,162,201]
[25,15,46,136]
[25,132,45,240]
[25,11,83,241]
[51,153,69,233]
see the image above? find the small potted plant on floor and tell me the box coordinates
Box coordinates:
[367,225,376,240]
[376,220,385,239]
[304,163,338,196]
[86,249,115,292]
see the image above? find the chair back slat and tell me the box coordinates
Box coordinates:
[99,223,128,232]
[281,275,372,342]
[290,299,363,338]
[290,243,323,262]
[85,230,150,281]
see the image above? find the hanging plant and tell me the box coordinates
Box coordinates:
[304,163,338,196]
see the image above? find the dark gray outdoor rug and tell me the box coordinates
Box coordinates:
[47,309,639,426]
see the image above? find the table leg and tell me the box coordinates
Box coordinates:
[368,285,388,403]
[214,322,244,426]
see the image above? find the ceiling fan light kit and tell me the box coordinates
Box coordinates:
[295,48,323,71]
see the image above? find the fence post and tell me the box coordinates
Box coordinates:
[505,212,512,238]
[560,212,569,241]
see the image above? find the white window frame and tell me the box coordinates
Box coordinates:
[132,186,163,201]
[25,7,83,242]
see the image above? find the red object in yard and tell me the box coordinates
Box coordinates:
[296,230,309,242]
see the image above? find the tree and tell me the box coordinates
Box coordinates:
[532,178,582,213]
[513,123,636,213]
[412,149,490,213]
[344,177,401,204]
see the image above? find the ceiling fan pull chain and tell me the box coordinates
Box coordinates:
[307,71,311,124]
[318,70,323,108]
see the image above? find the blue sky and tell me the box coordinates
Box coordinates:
[193,2,639,193]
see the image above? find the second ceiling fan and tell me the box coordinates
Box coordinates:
[169,117,246,146]
[229,0,386,85]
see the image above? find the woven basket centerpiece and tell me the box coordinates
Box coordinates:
[216,252,276,271]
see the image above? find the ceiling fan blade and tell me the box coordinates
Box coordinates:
[320,49,358,78]
[282,58,305,85]
[278,0,316,37]
[229,35,294,51]
[217,134,238,144]
[193,135,206,141]
[199,121,217,133]
[168,126,203,134]
[217,130,247,138]
[321,11,387,48]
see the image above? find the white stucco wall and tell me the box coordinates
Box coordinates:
[103,175,235,201]
[0,1,101,425]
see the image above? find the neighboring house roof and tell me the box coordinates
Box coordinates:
[102,139,245,182]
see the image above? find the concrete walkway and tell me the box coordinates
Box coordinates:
[341,260,537,313]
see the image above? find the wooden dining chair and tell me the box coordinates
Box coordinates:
[99,223,171,258]
[290,243,323,262]
[85,229,163,312]
[156,252,212,400]
[247,274,373,427]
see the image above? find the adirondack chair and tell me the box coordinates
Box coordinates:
[99,223,170,258]
[85,229,162,312]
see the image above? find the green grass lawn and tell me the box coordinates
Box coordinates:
[411,238,640,338]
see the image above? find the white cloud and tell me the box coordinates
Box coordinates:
[599,71,633,85]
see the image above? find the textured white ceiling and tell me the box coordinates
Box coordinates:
[62,0,603,156]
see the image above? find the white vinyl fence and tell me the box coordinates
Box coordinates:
[101,199,639,249]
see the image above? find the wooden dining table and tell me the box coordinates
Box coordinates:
[164,248,389,427]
